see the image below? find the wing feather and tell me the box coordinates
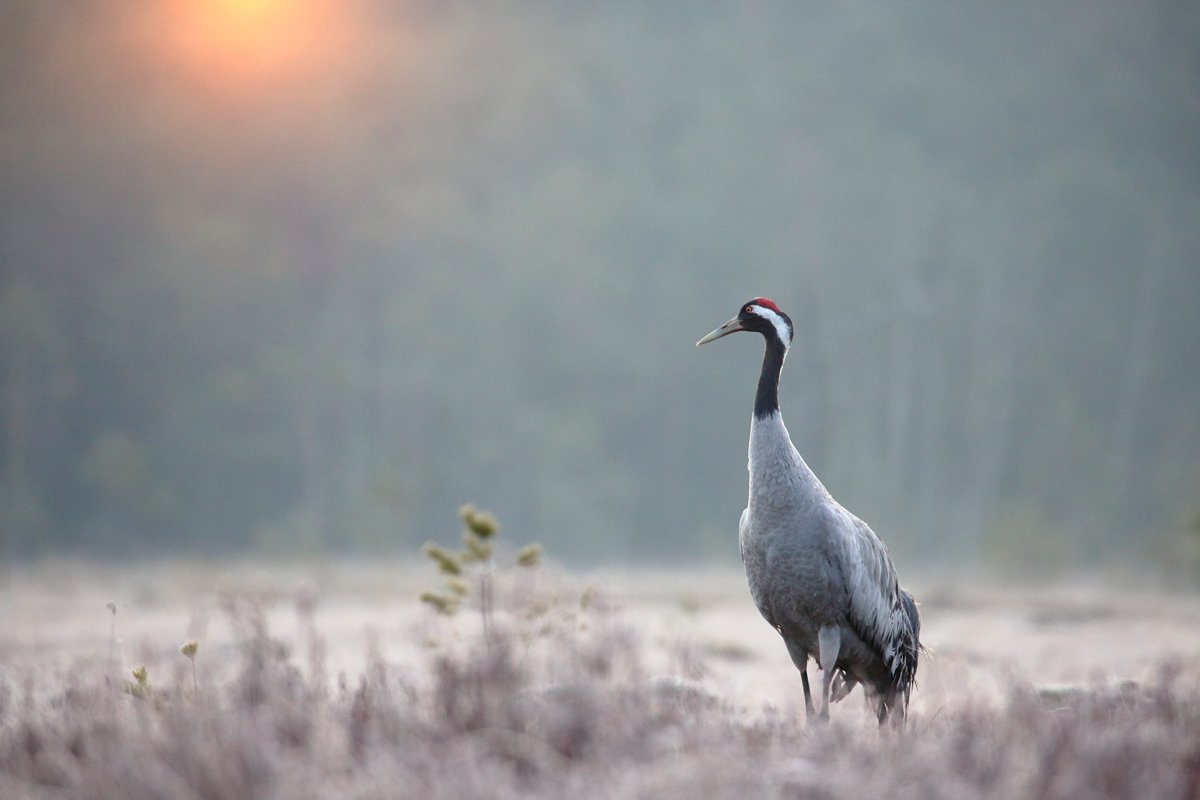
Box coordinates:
[824,503,919,691]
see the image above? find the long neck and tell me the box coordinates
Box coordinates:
[753,336,787,419]
[748,334,829,512]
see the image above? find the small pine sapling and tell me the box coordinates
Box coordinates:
[126,665,152,698]
[418,503,543,635]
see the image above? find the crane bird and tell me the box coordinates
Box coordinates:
[698,298,920,724]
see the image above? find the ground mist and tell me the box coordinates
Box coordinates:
[3,564,1200,799]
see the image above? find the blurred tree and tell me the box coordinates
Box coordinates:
[0,282,72,558]
[78,430,180,543]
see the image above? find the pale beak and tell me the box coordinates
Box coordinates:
[696,316,744,346]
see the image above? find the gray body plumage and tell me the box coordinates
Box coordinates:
[741,412,919,721]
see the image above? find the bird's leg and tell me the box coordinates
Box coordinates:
[877,693,905,728]
[784,638,816,718]
[817,625,842,721]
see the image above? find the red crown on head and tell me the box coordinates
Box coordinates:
[751,297,780,313]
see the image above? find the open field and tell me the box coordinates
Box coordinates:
[3,560,1200,798]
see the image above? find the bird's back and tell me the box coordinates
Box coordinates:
[821,502,919,703]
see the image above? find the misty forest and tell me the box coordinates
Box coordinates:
[2,0,1200,576]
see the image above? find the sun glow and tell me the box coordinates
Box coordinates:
[163,0,351,92]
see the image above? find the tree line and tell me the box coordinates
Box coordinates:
[1,0,1198,572]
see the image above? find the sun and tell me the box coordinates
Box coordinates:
[205,0,279,31]
[163,0,341,90]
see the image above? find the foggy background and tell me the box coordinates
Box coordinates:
[1,0,1198,574]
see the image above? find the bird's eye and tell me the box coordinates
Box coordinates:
[745,306,753,314]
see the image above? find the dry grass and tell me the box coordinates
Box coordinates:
[2,561,1200,799]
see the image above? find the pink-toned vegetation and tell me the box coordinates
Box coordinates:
[2,561,1200,799]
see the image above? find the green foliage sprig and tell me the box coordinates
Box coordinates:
[419,503,541,618]
[125,665,152,698]
[423,542,462,576]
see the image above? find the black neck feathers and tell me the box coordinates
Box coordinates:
[754,335,787,419]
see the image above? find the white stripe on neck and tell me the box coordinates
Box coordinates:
[750,305,791,349]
